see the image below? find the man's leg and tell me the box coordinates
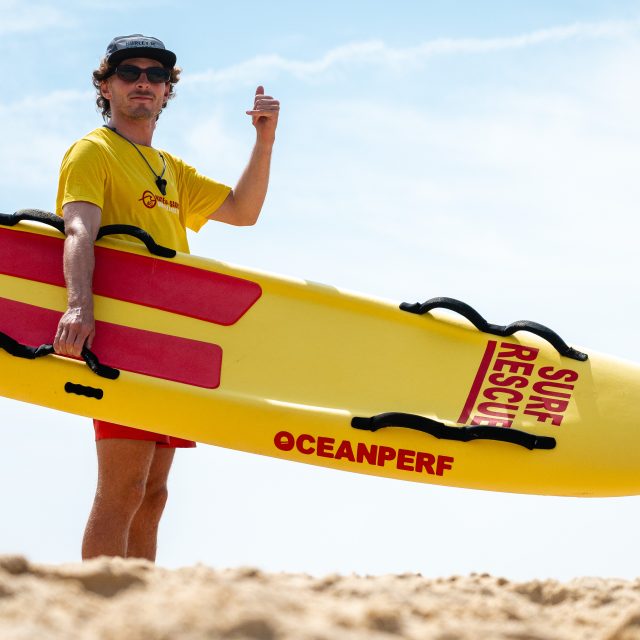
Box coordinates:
[82,439,157,560]
[127,447,176,561]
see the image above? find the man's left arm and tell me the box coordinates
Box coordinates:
[210,86,280,226]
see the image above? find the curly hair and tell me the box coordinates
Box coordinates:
[92,57,181,121]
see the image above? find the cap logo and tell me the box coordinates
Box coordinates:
[125,39,158,47]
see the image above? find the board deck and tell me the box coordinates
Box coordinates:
[2,220,640,497]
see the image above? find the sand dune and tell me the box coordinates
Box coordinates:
[2,555,640,639]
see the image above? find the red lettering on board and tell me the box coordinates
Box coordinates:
[377,446,396,466]
[436,456,455,476]
[415,452,436,475]
[317,437,335,458]
[335,440,355,462]
[296,434,315,455]
[274,431,295,452]
[497,343,539,361]
[271,432,454,477]
[397,449,416,471]
[357,443,378,464]
[459,339,581,429]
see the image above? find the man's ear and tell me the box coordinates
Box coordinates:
[100,79,112,100]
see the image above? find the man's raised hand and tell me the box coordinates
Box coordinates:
[246,86,280,143]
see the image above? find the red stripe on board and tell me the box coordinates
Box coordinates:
[0,227,261,325]
[457,340,497,424]
[0,297,221,388]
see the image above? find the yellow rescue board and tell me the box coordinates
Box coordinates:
[1,219,638,497]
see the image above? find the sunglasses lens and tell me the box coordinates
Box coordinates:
[147,68,171,83]
[116,66,141,82]
[115,66,170,83]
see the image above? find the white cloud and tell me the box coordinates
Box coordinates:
[183,19,640,87]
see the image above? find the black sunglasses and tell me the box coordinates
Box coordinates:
[112,65,171,84]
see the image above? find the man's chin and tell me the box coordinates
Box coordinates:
[126,105,158,120]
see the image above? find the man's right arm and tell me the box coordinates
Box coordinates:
[53,201,101,357]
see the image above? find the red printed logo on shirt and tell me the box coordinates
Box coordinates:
[139,191,157,208]
[138,190,180,214]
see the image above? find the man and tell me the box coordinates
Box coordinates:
[53,34,279,562]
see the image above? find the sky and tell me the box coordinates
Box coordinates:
[1,0,640,581]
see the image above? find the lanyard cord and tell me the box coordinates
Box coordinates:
[103,125,167,195]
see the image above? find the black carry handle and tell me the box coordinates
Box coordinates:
[97,224,176,258]
[80,346,120,379]
[352,412,556,451]
[0,331,120,380]
[0,208,65,233]
[400,296,587,362]
[0,209,176,258]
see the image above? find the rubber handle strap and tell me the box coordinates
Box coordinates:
[0,331,120,380]
[400,296,587,361]
[351,412,556,450]
[96,224,176,258]
[0,209,65,233]
[0,209,176,258]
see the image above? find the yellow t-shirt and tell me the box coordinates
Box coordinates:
[56,127,231,253]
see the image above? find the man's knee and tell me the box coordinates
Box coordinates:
[140,484,169,519]
[94,439,157,515]
[96,478,147,517]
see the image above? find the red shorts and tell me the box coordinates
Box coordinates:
[93,420,196,448]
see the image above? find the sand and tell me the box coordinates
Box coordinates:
[2,555,640,639]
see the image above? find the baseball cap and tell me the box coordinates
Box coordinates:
[105,34,177,68]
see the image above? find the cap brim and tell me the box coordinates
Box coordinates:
[108,47,176,68]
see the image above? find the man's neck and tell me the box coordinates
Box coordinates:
[107,116,156,147]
